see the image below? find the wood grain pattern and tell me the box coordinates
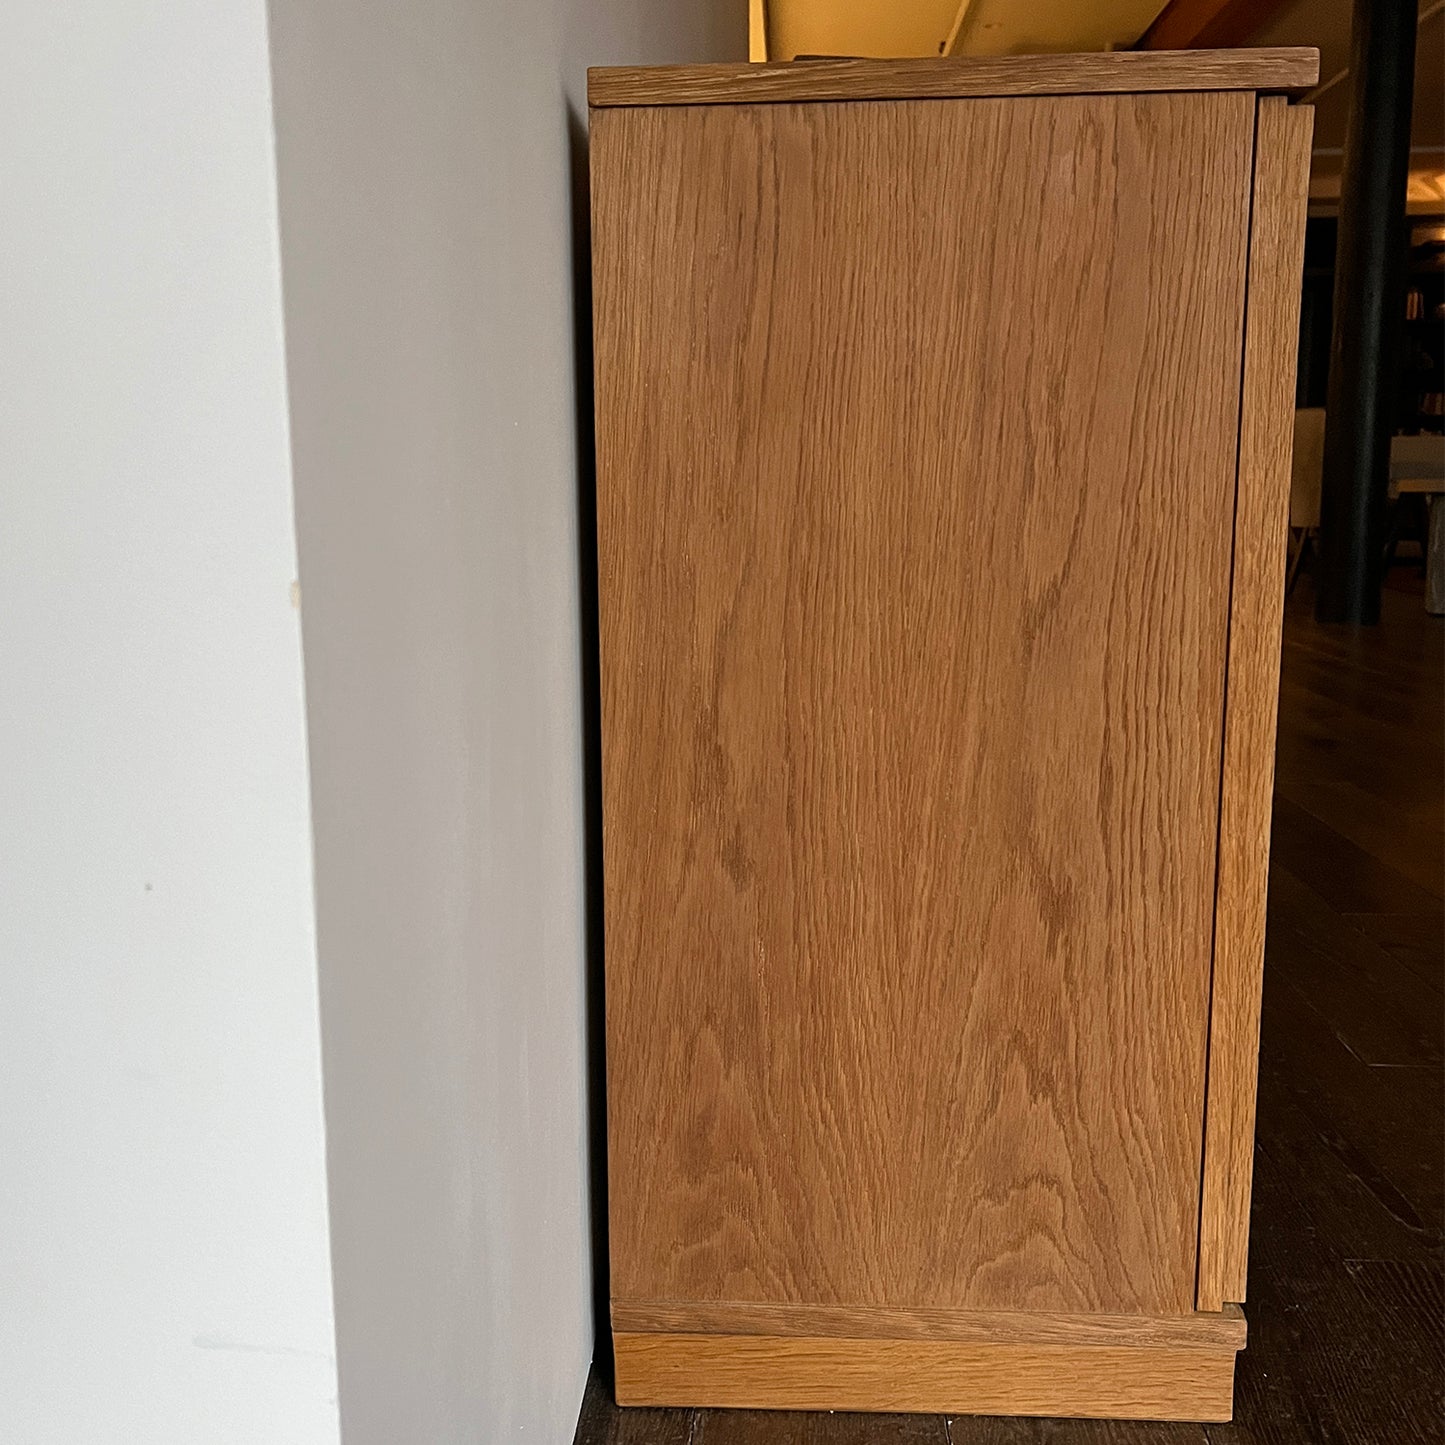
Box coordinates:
[1197,97,1315,1315]
[612,1300,1245,1350]
[593,93,1256,1321]
[613,1333,1238,1419]
[576,581,1445,1445]
[587,49,1319,108]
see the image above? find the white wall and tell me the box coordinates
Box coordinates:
[265,2,742,1441]
[0,5,338,1443]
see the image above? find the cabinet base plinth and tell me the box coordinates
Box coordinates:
[613,1330,1238,1421]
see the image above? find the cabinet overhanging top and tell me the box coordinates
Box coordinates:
[588,48,1319,109]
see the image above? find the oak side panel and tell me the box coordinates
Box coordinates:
[587,48,1319,107]
[1198,97,1314,1313]
[592,93,1255,1319]
[612,1299,1246,1350]
[613,1333,1238,1420]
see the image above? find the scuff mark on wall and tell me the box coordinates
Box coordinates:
[192,1333,334,1363]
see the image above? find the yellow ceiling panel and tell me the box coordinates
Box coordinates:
[947,0,1164,56]
[769,0,962,60]
[766,0,1167,61]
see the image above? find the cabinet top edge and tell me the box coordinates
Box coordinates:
[587,47,1320,109]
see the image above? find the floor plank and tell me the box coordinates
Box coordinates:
[1339,909,1445,992]
[1267,793,1440,917]
[948,1418,1208,1443]
[573,1367,693,1445]
[1264,865,1441,1068]
[696,1410,948,1444]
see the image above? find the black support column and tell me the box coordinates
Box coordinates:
[1316,0,1418,624]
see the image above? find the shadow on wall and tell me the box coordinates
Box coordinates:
[566,98,613,1388]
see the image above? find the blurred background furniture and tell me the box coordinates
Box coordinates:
[1288,408,1328,594]
[1390,433,1445,613]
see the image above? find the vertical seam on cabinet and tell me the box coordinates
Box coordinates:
[1194,92,1263,1313]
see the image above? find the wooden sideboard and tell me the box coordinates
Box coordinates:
[589,48,1316,1423]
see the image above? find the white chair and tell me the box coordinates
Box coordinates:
[1287,408,1326,596]
[1389,434,1445,615]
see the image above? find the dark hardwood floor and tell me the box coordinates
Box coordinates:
[574,570,1443,1445]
